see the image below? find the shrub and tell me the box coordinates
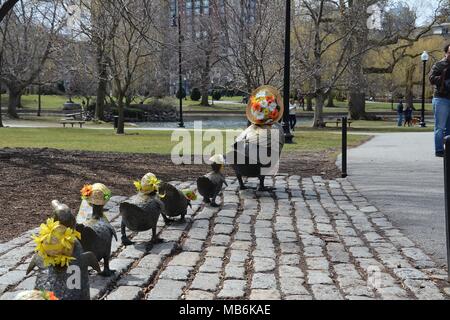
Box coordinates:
[190,88,201,101]
[212,90,222,101]
[111,107,145,120]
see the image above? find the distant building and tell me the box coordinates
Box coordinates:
[167,0,257,95]
[432,22,450,37]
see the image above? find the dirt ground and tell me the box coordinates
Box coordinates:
[0,148,341,242]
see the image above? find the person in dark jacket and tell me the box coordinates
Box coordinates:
[397,100,404,127]
[430,44,450,157]
[404,105,413,127]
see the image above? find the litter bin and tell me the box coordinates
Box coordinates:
[113,116,119,129]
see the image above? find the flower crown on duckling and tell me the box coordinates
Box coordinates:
[247,85,284,125]
[15,290,59,301]
[182,189,197,202]
[134,173,166,198]
[81,183,112,206]
[32,218,81,268]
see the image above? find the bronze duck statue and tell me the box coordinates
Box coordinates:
[197,155,228,207]
[159,183,197,223]
[119,173,164,248]
[76,183,117,277]
[226,85,285,192]
[26,200,101,300]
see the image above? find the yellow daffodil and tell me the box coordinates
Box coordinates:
[32,218,80,268]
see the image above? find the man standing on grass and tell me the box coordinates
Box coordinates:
[430,44,450,158]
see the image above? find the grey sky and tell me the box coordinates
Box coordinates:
[402,0,445,25]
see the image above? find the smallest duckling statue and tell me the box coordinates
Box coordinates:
[197,155,228,207]
[159,183,197,223]
[76,183,117,277]
[26,200,101,301]
[120,173,165,247]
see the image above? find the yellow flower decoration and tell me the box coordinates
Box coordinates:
[134,173,161,194]
[81,183,112,206]
[15,290,59,301]
[32,218,81,268]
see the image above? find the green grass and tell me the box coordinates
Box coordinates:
[334,101,433,112]
[0,128,370,155]
[7,95,87,111]
[5,94,434,114]
[298,119,435,133]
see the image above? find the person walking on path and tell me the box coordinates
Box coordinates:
[289,99,298,131]
[397,100,404,127]
[430,44,450,157]
[299,94,305,111]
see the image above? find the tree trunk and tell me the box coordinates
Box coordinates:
[348,91,366,120]
[7,88,21,118]
[312,93,325,128]
[116,96,125,135]
[0,94,3,128]
[306,95,313,111]
[95,66,108,121]
[348,54,367,120]
[326,90,335,108]
[200,91,209,107]
[405,64,416,109]
[200,55,211,107]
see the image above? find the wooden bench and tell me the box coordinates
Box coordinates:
[60,120,86,128]
[323,119,353,128]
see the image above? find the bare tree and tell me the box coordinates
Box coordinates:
[182,3,223,107]
[340,0,447,120]
[0,0,19,22]
[0,0,66,118]
[102,0,161,134]
[292,0,358,127]
[217,0,285,93]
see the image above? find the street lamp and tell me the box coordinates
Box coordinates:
[420,51,429,128]
[37,73,42,117]
[211,80,215,106]
[283,0,293,143]
[173,1,184,128]
[184,77,188,101]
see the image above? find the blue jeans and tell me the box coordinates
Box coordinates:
[433,97,450,153]
[397,114,404,127]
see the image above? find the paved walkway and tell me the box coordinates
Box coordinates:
[0,176,449,300]
[345,133,448,266]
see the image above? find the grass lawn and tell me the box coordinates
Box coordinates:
[334,101,433,112]
[4,94,434,114]
[7,95,86,111]
[0,128,370,155]
[298,119,435,133]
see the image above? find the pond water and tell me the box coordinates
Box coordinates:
[136,118,311,130]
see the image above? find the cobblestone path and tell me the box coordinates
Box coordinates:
[1,176,449,300]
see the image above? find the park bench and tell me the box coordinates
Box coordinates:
[324,119,353,128]
[60,120,86,128]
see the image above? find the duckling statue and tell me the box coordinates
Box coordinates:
[119,173,164,247]
[76,183,117,277]
[227,85,285,191]
[159,183,197,223]
[197,155,228,207]
[26,200,101,301]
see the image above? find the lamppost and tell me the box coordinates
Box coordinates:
[37,73,42,117]
[421,51,429,128]
[211,80,215,106]
[184,77,188,101]
[283,0,293,144]
[173,1,184,128]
